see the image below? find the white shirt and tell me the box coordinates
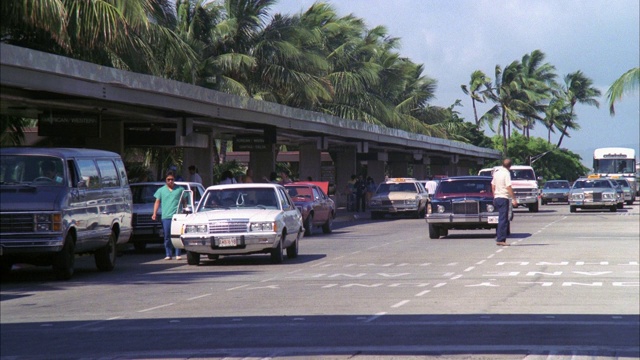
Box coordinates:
[425,180,438,195]
[190,172,203,184]
[491,167,512,199]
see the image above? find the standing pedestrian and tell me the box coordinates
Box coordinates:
[219,170,237,184]
[151,171,185,260]
[279,170,292,184]
[188,165,202,184]
[491,159,518,246]
[365,176,377,206]
[354,175,366,212]
[425,176,438,199]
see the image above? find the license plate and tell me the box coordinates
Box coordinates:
[552,198,558,201]
[488,216,499,224]
[218,237,238,247]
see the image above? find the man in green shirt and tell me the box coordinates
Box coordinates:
[152,171,185,260]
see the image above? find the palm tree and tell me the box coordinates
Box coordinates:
[541,97,572,143]
[607,67,639,115]
[461,70,492,127]
[556,71,600,148]
[517,50,556,138]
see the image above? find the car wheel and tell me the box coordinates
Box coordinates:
[207,254,219,260]
[186,251,200,265]
[322,213,333,234]
[541,200,547,205]
[627,200,634,205]
[428,224,440,239]
[441,228,448,237]
[610,205,617,212]
[95,231,117,272]
[304,213,313,236]
[286,231,299,259]
[53,233,75,280]
[528,201,539,212]
[0,260,13,277]
[617,202,623,209]
[271,233,284,264]
[507,221,511,236]
[371,211,382,220]
[133,241,147,252]
[570,205,576,213]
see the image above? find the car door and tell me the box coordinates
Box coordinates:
[171,188,194,250]
[311,186,328,223]
[278,187,300,244]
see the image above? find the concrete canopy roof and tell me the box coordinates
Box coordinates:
[0,43,500,161]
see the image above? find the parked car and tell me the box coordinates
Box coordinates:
[611,178,634,205]
[129,181,205,251]
[178,183,304,265]
[369,178,429,219]
[284,182,335,236]
[426,176,513,239]
[0,147,132,279]
[540,180,571,205]
[569,177,619,213]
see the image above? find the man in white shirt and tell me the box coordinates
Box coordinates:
[491,159,518,246]
[425,177,438,198]
[188,165,203,184]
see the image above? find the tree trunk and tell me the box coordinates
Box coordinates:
[501,111,508,157]
[472,99,479,127]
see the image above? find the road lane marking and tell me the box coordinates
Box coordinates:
[434,282,447,288]
[464,266,475,272]
[415,290,431,297]
[227,284,249,291]
[187,294,212,301]
[450,275,462,280]
[138,303,174,313]
[391,300,410,308]
[476,260,486,265]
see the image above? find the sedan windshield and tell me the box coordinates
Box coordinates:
[200,188,280,210]
[438,180,492,195]
[544,181,569,189]
[572,180,612,189]
[376,183,417,194]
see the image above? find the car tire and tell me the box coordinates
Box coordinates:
[286,231,299,259]
[610,205,617,212]
[271,234,284,264]
[187,251,200,265]
[541,200,547,205]
[53,233,75,280]
[570,205,576,213]
[322,213,333,234]
[428,224,440,239]
[441,228,448,237]
[627,200,634,205]
[304,213,313,236]
[95,231,117,272]
[617,202,623,209]
[507,221,511,236]
[207,254,219,260]
[528,201,539,212]
[0,260,13,277]
[371,211,382,220]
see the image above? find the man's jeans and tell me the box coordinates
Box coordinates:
[493,197,509,242]
[162,218,179,258]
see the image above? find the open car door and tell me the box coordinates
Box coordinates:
[171,190,195,250]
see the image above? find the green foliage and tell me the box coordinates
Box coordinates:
[491,132,588,181]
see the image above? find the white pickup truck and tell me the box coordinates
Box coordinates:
[478,165,540,212]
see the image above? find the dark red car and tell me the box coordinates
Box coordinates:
[285,182,335,236]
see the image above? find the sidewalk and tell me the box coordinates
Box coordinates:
[334,206,371,223]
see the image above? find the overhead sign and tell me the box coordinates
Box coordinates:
[233,135,273,151]
[38,112,100,138]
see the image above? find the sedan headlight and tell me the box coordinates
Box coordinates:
[486,204,495,212]
[184,224,208,234]
[405,199,418,205]
[571,193,584,200]
[370,199,381,206]
[250,222,276,232]
[437,205,445,213]
[602,193,614,200]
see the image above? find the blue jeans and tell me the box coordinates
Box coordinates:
[493,197,509,242]
[161,218,180,258]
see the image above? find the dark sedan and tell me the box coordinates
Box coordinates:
[426,176,512,239]
[285,182,335,236]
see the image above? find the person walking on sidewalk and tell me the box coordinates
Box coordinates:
[491,159,518,246]
[152,171,185,260]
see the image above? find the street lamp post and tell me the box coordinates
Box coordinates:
[529,150,553,165]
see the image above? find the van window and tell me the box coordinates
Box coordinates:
[77,159,101,189]
[96,159,119,188]
[114,158,129,186]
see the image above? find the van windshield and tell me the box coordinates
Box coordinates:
[0,155,66,186]
[510,169,535,180]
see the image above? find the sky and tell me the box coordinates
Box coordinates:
[269,0,640,168]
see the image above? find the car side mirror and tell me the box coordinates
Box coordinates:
[537,176,543,181]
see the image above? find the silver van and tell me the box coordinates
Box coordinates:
[0,147,132,279]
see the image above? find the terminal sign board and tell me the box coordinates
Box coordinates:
[233,135,273,151]
[38,112,100,138]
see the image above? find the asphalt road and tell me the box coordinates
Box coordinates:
[1,202,639,359]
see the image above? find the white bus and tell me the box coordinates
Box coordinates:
[593,147,638,197]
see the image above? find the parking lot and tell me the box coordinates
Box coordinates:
[1,201,639,359]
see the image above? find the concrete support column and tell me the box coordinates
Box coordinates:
[367,160,386,184]
[335,147,357,207]
[413,163,426,180]
[250,145,276,183]
[183,141,213,186]
[388,162,409,178]
[299,143,321,181]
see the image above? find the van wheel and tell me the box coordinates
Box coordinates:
[53,234,75,280]
[95,231,117,272]
[187,251,200,265]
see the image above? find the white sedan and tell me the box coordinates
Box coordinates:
[175,183,304,265]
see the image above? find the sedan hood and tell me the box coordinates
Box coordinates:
[0,186,62,211]
[189,208,282,222]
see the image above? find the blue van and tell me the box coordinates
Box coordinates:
[0,148,132,279]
